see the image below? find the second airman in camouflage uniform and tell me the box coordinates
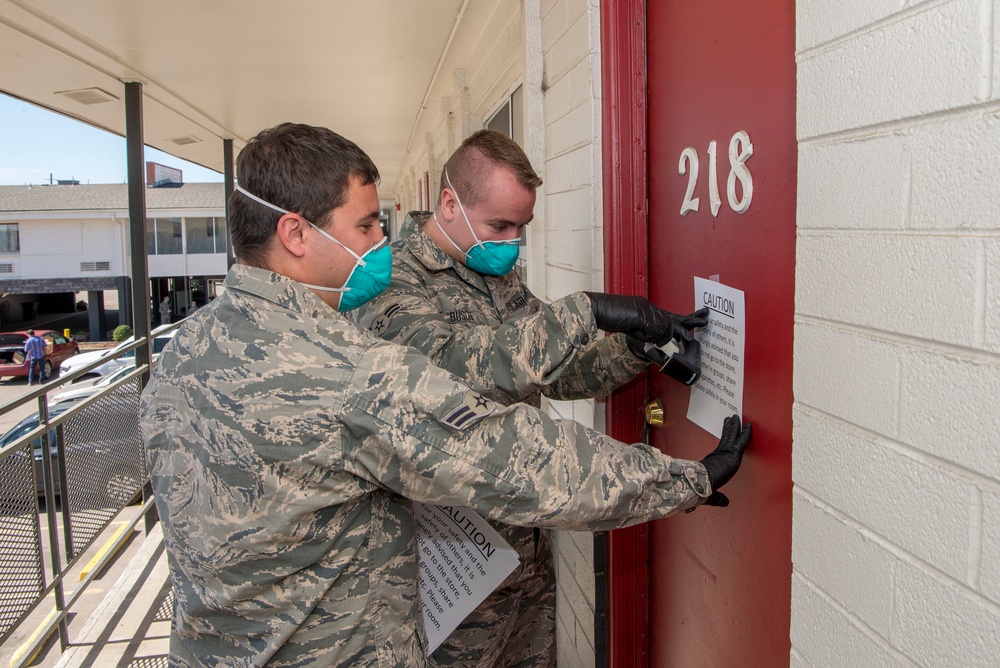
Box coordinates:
[142,123,749,667]
[355,130,711,667]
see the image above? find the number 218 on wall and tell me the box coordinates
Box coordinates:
[678,130,753,217]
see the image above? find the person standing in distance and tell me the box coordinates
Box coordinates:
[141,122,750,667]
[355,129,712,666]
[159,296,172,325]
[23,329,46,385]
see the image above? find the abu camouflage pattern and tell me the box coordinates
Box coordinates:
[142,263,711,667]
[353,220,653,667]
[354,216,649,409]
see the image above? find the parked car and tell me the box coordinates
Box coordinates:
[0,330,80,381]
[50,365,137,405]
[59,323,179,381]
[0,398,144,504]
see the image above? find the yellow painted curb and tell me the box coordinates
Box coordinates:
[80,522,135,582]
[9,608,57,666]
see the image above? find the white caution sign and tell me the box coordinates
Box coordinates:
[414,504,520,655]
[686,276,746,438]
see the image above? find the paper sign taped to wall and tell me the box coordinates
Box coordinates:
[414,504,520,655]
[687,277,746,438]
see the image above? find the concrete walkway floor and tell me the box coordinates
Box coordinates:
[54,523,171,668]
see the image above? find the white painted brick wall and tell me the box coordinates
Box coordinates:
[981,489,1000,604]
[795,1,1000,665]
[798,0,988,138]
[541,0,603,663]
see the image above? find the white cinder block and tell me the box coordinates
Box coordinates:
[792,490,897,636]
[547,102,593,158]
[793,322,900,438]
[985,240,1000,354]
[898,348,1000,481]
[541,0,569,49]
[789,648,812,668]
[796,0,902,52]
[910,115,1000,230]
[982,490,1000,605]
[555,532,596,596]
[797,134,907,230]
[545,145,593,193]
[892,559,1000,667]
[546,228,593,273]
[544,264,592,299]
[798,0,986,139]
[546,187,593,233]
[791,575,912,668]
[569,57,594,111]
[793,409,976,581]
[796,234,980,347]
[543,12,588,83]
[543,67,573,125]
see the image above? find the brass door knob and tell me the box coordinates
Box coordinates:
[644,399,664,428]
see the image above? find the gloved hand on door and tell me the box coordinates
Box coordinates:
[583,292,708,344]
[698,414,752,507]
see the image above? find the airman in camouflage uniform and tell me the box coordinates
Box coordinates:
[141,123,749,668]
[354,130,711,667]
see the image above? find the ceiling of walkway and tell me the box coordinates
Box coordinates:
[0,0,500,193]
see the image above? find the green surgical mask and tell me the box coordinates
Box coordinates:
[235,186,392,311]
[437,169,520,276]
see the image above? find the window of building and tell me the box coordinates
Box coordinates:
[146,218,183,255]
[0,223,20,253]
[485,85,527,279]
[186,217,229,254]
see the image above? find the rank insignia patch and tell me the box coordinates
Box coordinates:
[369,302,401,335]
[443,390,496,430]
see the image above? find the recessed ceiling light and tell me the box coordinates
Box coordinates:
[54,87,119,105]
[168,135,202,146]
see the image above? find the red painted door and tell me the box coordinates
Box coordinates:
[645,1,796,666]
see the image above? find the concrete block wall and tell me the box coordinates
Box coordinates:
[793,1,1000,666]
[537,0,605,666]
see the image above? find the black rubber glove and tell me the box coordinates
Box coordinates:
[699,414,752,507]
[584,292,709,345]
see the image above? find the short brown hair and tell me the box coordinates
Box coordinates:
[230,123,380,268]
[440,130,541,207]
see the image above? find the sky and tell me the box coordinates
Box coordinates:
[0,93,224,186]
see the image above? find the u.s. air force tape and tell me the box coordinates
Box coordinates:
[443,390,496,430]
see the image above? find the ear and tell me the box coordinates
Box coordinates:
[438,187,459,223]
[275,213,309,258]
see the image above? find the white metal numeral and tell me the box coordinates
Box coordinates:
[679,147,700,215]
[677,131,754,217]
[707,140,722,217]
[727,130,753,214]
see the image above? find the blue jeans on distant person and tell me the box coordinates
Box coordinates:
[28,358,44,385]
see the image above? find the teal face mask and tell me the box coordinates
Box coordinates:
[437,169,521,276]
[235,185,392,311]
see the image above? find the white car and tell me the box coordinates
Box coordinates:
[49,364,137,404]
[58,324,179,381]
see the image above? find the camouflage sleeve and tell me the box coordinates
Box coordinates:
[542,332,650,400]
[356,267,599,404]
[341,339,712,531]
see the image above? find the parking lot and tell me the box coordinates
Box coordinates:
[0,348,149,667]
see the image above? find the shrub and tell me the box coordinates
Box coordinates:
[76,300,88,311]
[112,325,133,342]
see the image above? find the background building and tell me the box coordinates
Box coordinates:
[0,180,227,339]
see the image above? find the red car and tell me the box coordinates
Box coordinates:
[0,330,80,381]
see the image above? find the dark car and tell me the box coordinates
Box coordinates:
[0,399,144,506]
[0,330,80,381]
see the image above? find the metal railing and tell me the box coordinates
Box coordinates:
[0,325,180,665]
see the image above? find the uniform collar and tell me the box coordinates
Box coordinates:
[224,263,338,318]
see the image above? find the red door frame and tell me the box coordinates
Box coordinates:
[600,1,650,666]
